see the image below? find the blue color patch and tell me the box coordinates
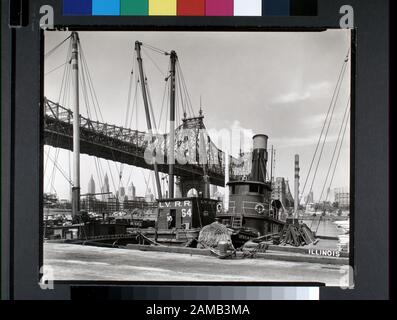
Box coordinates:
[63,0,92,16]
[262,0,290,16]
[92,0,120,15]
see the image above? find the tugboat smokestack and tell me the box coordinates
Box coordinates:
[251,134,268,183]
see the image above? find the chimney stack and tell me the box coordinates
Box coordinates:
[250,134,268,183]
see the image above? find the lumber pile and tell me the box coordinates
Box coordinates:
[279,222,316,247]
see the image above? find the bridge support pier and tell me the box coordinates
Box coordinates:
[179,176,208,198]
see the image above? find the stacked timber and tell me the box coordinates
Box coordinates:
[279,222,317,247]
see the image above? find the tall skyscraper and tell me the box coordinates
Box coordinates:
[119,186,126,200]
[128,183,136,200]
[101,173,110,201]
[88,175,96,196]
[145,188,155,202]
[305,191,314,204]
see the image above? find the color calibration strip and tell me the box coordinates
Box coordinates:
[63,0,317,17]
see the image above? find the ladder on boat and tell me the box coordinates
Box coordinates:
[231,215,243,228]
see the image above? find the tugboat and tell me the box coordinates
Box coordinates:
[217,134,285,247]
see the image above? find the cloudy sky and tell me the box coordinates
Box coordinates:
[44,30,351,203]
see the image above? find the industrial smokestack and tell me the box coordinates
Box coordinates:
[251,134,268,183]
[294,154,300,217]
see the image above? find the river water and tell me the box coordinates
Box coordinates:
[302,218,349,238]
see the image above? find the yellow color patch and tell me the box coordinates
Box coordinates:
[149,0,177,16]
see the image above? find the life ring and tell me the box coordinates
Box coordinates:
[216,203,223,213]
[255,203,265,214]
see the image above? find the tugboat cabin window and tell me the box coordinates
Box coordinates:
[249,185,260,193]
[229,185,235,194]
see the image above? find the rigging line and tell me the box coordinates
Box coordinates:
[45,62,69,76]
[177,62,191,117]
[44,145,52,177]
[120,58,136,179]
[145,76,158,131]
[106,160,118,195]
[125,166,135,192]
[79,51,93,118]
[318,97,351,202]
[156,76,169,130]
[159,61,171,131]
[94,159,102,194]
[47,147,59,192]
[124,70,135,128]
[306,60,348,202]
[45,149,74,187]
[142,171,149,195]
[151,172,157,199]
[79,41,104,121]
[177,61,195,117]
[127,80,139,130]
[57,40,72,104]
[164,78,170,137]
[94,158,104,195]
[176,64,187,116]
[68,149,72,188]
[79,64,93,119]
[79,41,121,176]
[325,110,350,203]
[51,148,62,191]
[125,52,137,128]
[59,50,72,106]
[142,48,166,77]
[141,43,169,55]
[82,76,122,185]
[299,53,349,203]
[79,46,99,121]
[44,35,72,58]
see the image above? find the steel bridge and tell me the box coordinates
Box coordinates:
[43,98,239,187]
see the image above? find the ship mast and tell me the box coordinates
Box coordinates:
[169,51,177,199]
[135,41,162,200]
[71,32,80,217]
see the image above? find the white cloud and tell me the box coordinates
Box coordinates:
[271,81,332,105]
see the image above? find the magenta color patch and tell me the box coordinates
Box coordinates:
[205,0,234,16]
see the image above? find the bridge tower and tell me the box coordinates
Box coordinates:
[177,108,211,198]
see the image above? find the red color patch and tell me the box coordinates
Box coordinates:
[177,0,205,16]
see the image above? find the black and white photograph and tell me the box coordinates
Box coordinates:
[43,30,351,285]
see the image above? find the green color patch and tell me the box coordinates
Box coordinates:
[121,0,148,15]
